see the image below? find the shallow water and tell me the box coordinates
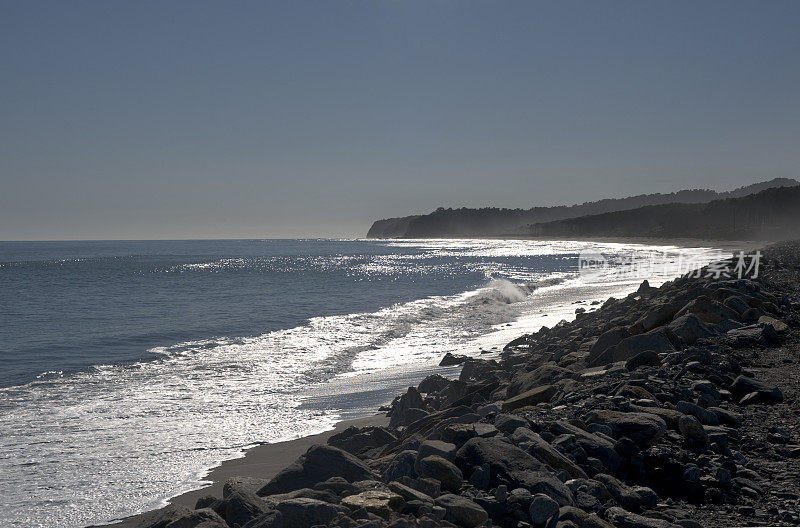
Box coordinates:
[0,238,725,527]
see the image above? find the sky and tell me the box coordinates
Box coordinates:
[2,1,799,240]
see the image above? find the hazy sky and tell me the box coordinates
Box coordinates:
[2,1,799,240]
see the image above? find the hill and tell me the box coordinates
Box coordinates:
[526,184,800,240]
[366,177,798,238]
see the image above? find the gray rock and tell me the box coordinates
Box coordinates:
[528,493,559,525]
[666,314,715,348]
[164,508,229,528]
[511,427,587,479]
[502,384,556,411]
[418,374,452,393]
[382,450,418,482]
[551,421,620,472]
[729,375,783,404]
[240,511,283,528]
[258,444,377,495]
[493,413,529,435]
[675,401,719,426]
[226,491,273,528]
[417,440,457,462]
[507,363,572,397]
[605,507,675,528]
[416,455,464,492]
[624,350,660,370]
[454,437,574,505]
[678,415,708,445]
[727,323,779,346]
[389,386,427,427]
[434,494,489,528]
[274,498,348,526]
[585,410,667,445]
[674,296,738,324]
[592,328,674,367]
[439,352,469,366]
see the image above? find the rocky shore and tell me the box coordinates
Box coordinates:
[119,241,800,528]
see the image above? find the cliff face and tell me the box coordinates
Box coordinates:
[366,178,799,239]
[526,185,800,240]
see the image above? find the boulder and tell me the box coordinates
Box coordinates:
[226,491,273,528]
[674,296,738,324]
[416,455,463,491]
[418,374,452,393]
[507,364,572,397]
[588,327,630,364]
[591,328,674,367]
[455,437,573,505]
[494,413,529,435]
[502,384,556,411]
[528,493,559,525]
[585,410,667,445]
[758,315,788,333]
[274,498,348,526]
[389,386,427,427]
[258,445,377,495]
[240,511,284,528]
[164,508,229,528]
[727,323,779,346]
[511,427,587,479]
[678,415,708,446]
[328,426,396,455]
[729,375,783,404]
[137,505,195,528]
[434,494,489,528]
[417,440,457,461]
[665,314,715,348]
[675,401,718,426]
[439,352,469,366]
[605,507,675,528]
[631,303,682,333]
[551,421,620,472]
[624,350,660,370]
[341,489,405,518]
[381,450,418,482]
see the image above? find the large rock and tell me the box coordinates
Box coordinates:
[440,352,469,366]
[135,505,195,528]
[164,508,229,528]
[274,498,348,526]
[389,386,427,427]
[434,494,489,528]
[528,493,559,525]
[240,511,283,528]
[258,444,377,495]
[727,323,779,347]
[455,437,573,505]
[588,327,630,364]
[729,375,783,405]
[585,410,667,445]
[341,489,405,518]
[507,363,572,397]
[666,314,715,348]
[605,506,675,528]
[226,491,273,528]
[631,302,682,333]
[327,426,396,455]
[551,421,621,472]
[590,328,674,367]
[381,449,418,482]
[417,440,457,461]
[511,427,587,479]
[674,296,738,324]
[416,455,464,491]
[419,374,452,393]
[502,384,556,411]
[678,415,708,445]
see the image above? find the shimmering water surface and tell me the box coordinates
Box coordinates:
[0,239,724,527]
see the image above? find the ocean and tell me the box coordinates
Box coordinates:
[0,238,724,527]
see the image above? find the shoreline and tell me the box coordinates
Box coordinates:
[96,414,389,528]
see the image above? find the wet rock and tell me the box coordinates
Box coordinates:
[259,445,377,495]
